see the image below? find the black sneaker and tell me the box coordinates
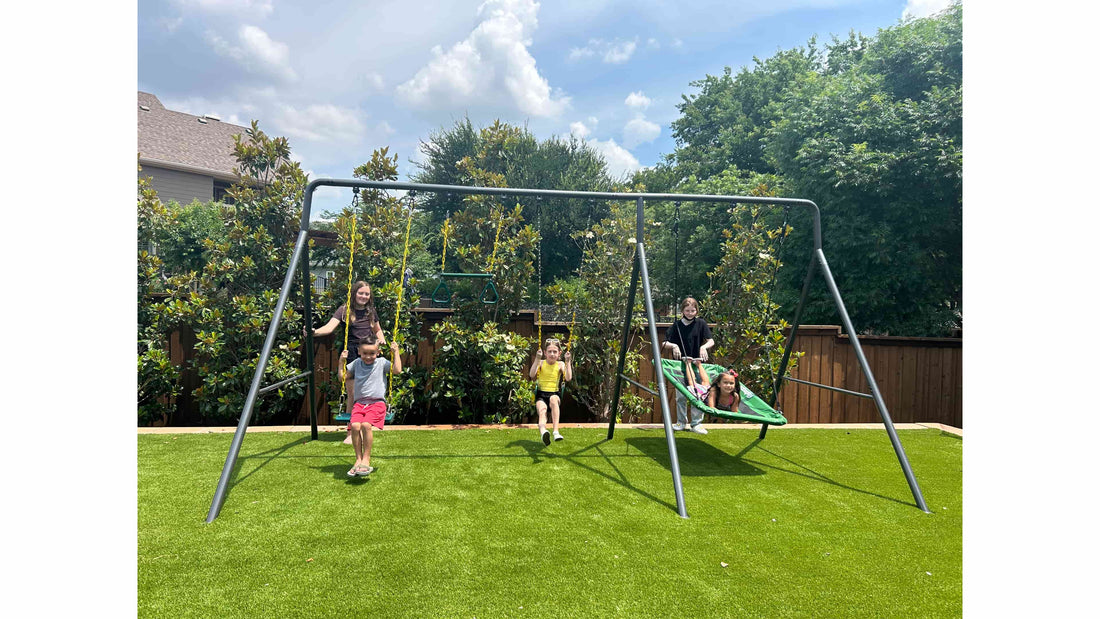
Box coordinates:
[541,430,551,446]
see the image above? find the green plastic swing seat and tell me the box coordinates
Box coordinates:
[660,359,787,425]
[430,272,499,306]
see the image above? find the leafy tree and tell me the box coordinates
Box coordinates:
[700,184,803,405]
[764,3,962,335]
[639,167,788,316]
[141,121,315,425]
[437,124,540,321]
[413,119,615,283]
[157,199,227,275]
[547,199,650,422]
[662,3,962,336]
[138,171,179,425]
[670,43,823,180]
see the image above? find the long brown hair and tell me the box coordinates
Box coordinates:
[348,280,376,324]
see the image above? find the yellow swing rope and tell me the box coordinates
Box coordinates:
[389,193,417,395]
[338,196,360,409]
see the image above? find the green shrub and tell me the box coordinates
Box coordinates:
[428,320,534,423]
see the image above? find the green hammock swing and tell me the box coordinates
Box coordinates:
[660,359,787,426]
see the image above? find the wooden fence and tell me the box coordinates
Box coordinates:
[295,310,962,428]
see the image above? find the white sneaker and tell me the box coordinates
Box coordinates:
[553,430,564,441]
[671,422,685,431]
[690,424,709,435]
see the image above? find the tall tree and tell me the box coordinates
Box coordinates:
[412,119,615,283]
[765,4,962,335]
[669,44,823,180]
[662,3,961,336]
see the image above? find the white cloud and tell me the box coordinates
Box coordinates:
[670,38,683,49]
[603,39,637,64]
[568,37,639,64]
[902,0,953,19]
[568,46,595,60]
[160,16,184,33]
[624,91,651,109]
[270,103,367,144]
[175,0,273,16]
[569,121,591,138]
[205,25,297,82]
[588,138,640,179]
[622,116,660,148]
[395,0,568,117]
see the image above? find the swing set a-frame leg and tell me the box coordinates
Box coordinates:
[771,247,931,513]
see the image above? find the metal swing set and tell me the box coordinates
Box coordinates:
[205,178,930,523]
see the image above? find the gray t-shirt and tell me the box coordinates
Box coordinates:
[346,357,392,403]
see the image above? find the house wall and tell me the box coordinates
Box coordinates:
[140,165,213,205]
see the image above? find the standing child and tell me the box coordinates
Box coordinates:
[343,339,402,476]
[661,296,715,434]
[707,369,741,413]
[528,338,573,445]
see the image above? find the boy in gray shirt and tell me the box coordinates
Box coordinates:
[342,339,403,476]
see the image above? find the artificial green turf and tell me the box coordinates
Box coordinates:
[138,427,961,618]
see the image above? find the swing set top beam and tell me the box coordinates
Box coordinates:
[300,179,823,251]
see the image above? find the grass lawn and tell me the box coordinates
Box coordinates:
[138,427,961,617]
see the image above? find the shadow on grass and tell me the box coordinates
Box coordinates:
[220,433,365,507]
[318,462,375,484]
[625,436,765,477]
[505,437,679,514]
[748,445,916,508]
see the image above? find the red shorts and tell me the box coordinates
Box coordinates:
[350,401,387,429]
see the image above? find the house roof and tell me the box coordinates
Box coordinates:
[138,92,249,181]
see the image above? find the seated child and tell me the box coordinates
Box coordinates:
[706,368,742,412]
[528,338,573,445]
[342,339,402,476]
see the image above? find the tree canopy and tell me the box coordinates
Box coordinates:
[645,2,962,336]
[412,119,616,283]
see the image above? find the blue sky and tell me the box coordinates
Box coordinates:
[138,0,950,219]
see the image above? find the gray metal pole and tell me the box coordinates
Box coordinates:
[638,241,689,519]
[206,227,311,523]
[815,249,930,513]
[606,243,639,440]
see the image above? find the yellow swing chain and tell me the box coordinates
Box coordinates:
[486,202,509,273]
[389,192,417,395]
[440,215,450,273]
[338,194,360,408]
[535,199,542,350]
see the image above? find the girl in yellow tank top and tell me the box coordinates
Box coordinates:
[527,338,573,446]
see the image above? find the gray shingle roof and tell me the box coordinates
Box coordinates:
[138,92,250,179]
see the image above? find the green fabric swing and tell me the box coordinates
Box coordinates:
[659,359,787,426]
